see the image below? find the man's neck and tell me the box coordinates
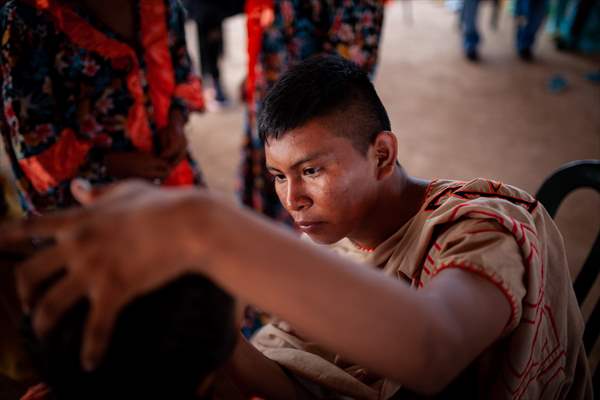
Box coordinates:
[348,168,429,251]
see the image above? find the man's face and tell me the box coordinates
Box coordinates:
[265,119,379,244]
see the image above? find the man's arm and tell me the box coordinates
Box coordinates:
[198,198,512,394]
[1,182,512,395]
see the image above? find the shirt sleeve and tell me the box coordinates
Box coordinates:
[427,218,528,334]
[168,0,204,118]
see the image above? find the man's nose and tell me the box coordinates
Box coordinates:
[285,180,312,212]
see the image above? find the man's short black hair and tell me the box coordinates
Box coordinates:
[258,55,391,154]
[23,274,236,400]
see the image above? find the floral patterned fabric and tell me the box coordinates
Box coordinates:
[241,0,385,221]
[0,0,205,214]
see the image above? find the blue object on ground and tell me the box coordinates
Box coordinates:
[548,74,568,93]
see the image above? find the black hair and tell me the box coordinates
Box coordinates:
[22,274,236,400]
[257,55,391,154]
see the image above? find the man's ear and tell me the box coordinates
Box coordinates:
[371,131,398,180]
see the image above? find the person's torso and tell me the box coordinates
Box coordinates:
[337,178,591,399]
[255,178,591,399]
[0,0,200,213]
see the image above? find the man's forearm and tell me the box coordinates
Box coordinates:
[188,197,432,387]
[190,196,511,394]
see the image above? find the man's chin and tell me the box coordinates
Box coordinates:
[304,231,344,245]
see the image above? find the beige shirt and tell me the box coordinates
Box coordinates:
[252,179,592,399]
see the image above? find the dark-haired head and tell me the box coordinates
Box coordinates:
[23,274,236,400]
[258,55,391,154]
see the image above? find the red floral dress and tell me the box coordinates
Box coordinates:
[0,0,205,214]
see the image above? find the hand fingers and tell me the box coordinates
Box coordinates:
[74,180,154,208]
[0,209,86,245]
[0,219,41,247]
[0,237,36,264]
[20,383,51,400]
[32,273,85,338]
[70,179,93,204]
[81,287,125,371]
[71,179,117,206]
[15,245,67,313]
[260,8,275,27]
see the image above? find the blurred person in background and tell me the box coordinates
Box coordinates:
[0,0,206,216]
[549,0,600,53]
[461,0,549,61]
[183,0,244,109]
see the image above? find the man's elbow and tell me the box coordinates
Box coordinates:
[390,327,464,395]
[411,350,461,395]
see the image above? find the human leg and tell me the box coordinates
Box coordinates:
[461,0,482,60]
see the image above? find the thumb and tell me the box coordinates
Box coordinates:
[70,179,111,205]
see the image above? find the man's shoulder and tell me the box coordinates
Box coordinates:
[424,178,538,215]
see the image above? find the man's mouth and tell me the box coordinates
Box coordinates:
[295,220,325,232]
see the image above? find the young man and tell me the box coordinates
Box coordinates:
[242,0,384,221]
[1,56,592,399]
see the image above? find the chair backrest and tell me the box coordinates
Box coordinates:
[536,159,600,387]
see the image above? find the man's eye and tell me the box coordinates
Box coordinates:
[274,174,286,183]
[303,167,320,176]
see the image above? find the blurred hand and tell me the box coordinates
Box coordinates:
[20,383,51,400]
[103,151,170,181]
[260,7,274,28]
[158,109,188,166]
[0,179,211,372]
